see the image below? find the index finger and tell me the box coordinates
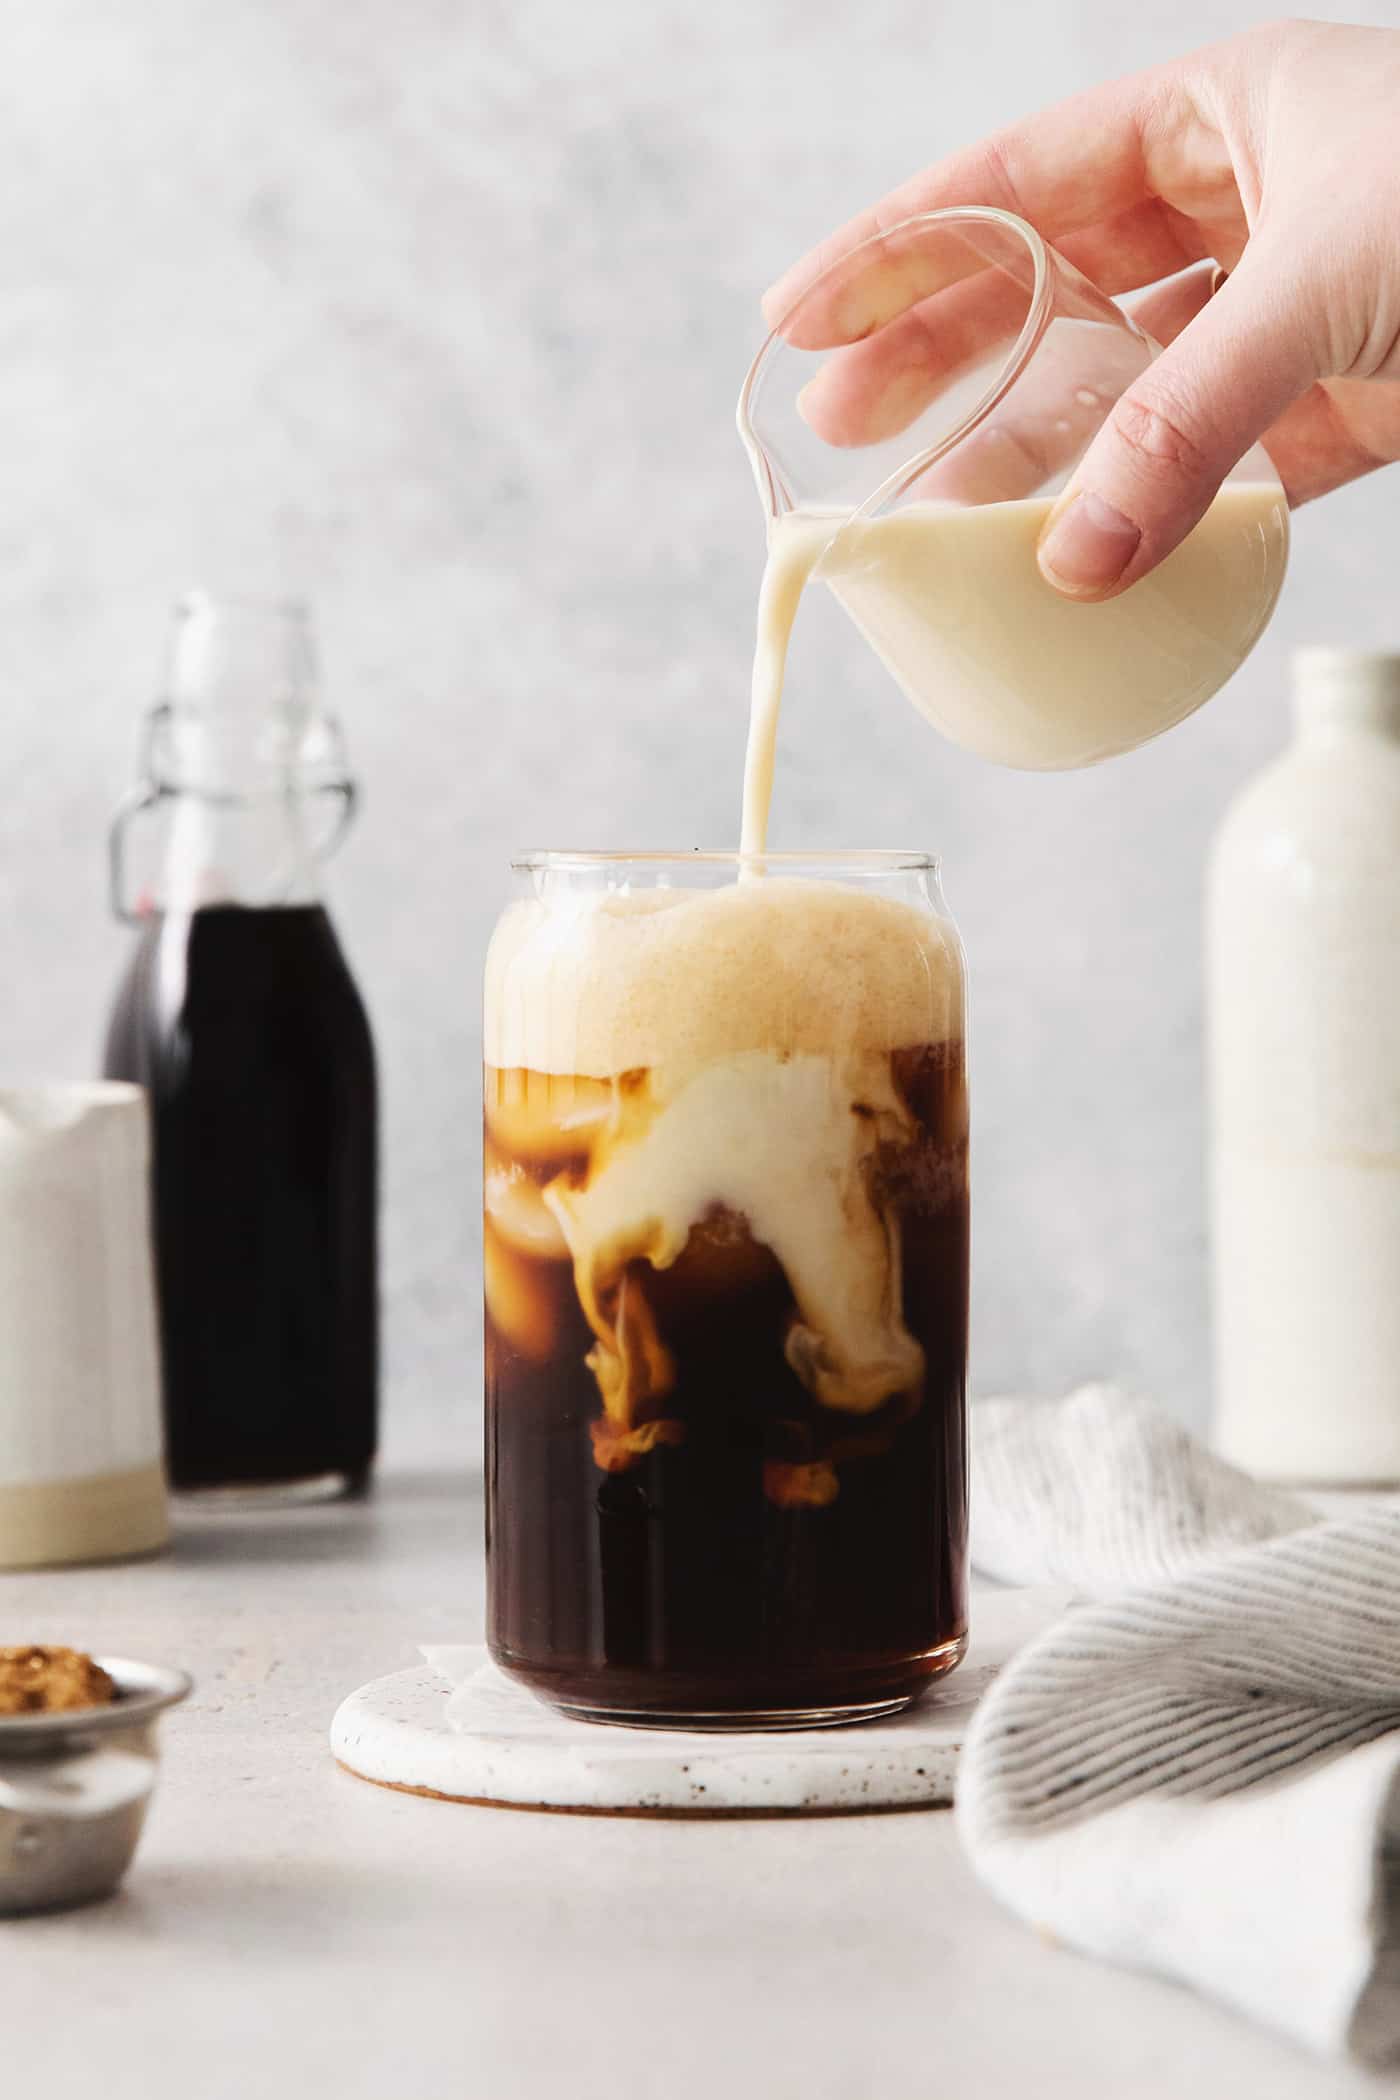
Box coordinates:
[761,69,1171,342]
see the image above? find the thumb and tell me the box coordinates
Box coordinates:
[1036,251,1314,600]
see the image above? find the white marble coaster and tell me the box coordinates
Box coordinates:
[331,1582,1066,1817]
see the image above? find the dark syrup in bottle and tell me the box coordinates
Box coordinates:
[106,902,377,1495]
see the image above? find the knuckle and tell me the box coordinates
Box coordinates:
[1111,388,1212,487]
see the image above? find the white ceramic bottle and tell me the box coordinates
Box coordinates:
[1207,650,1400,1482]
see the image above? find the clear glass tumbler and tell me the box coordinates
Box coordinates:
[483,851,969,1728]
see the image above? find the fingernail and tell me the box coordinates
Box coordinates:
[1038,493,1142,596]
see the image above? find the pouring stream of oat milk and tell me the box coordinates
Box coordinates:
[737,208,1289,856]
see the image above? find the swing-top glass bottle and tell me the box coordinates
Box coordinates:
[104,594,378,1500]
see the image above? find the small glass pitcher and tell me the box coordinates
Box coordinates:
[738,207,1289,769]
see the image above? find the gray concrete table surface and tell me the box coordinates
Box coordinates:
[1,1469,1389,2099]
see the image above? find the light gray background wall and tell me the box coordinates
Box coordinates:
[4,0,1396,1466]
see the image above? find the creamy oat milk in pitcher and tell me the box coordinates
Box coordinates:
[737,208,1289,849]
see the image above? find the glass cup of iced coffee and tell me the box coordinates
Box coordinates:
[483,852,968,1728]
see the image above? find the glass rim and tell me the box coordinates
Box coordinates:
[753,203,1049,358]
[511,848,941,874]
[737,205,1055,522]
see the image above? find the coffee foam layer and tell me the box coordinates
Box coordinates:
[484,877,963,1081]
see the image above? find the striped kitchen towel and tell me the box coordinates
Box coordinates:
[958,1386,1400,2062]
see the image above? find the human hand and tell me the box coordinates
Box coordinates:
[765,21,1400,599]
